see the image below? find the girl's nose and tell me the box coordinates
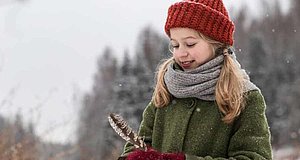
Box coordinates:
[175,48,188,57]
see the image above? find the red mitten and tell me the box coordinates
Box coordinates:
[127,147,185,160]
[127,147,162,160]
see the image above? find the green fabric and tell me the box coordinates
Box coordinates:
[120,90,273,160]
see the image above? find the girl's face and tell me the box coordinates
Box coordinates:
[169,28,214,71]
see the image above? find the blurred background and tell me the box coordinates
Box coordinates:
[0,0,299,159]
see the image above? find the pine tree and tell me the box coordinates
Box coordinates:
[78,47,117,160]
[104,49,138,159]
[235,0,300,147]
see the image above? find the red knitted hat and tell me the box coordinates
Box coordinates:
[165,0,235,46]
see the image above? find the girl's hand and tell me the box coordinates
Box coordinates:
[126,147,185,160]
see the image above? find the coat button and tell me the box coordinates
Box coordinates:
[188,99,196,108]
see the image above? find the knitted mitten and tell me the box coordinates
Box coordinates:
[127,147,185,160]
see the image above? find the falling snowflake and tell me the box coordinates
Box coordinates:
[290,132,297,139]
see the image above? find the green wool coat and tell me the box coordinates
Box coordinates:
[120,90,273,160]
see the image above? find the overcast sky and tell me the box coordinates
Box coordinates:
[0,0,290,143]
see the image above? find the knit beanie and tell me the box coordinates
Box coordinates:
[165,0,235,46]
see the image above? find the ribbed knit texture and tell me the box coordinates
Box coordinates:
[164,55,223,101]
[165,0,235,45]
[120,90,273,159]
[164,54,258,101]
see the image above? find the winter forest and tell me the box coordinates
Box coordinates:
[0,0,300,159]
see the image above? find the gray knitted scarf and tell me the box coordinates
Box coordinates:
[164,54,258,101]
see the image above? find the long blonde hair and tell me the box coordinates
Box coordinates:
[152,33,245,124]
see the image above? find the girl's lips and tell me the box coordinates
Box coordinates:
[180,60,194,69]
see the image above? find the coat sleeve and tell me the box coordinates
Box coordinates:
[118,101,156,159]
[185,90,273,160]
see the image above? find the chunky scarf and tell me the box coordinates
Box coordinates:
[164,54,258,101]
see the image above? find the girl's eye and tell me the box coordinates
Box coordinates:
[170,43,179,48]
[186,43,196,47]
[171,44,179,49]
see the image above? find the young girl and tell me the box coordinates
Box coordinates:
[119,0,273,159]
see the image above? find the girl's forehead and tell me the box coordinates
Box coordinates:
[170,28,200,40]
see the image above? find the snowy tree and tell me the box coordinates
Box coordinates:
[77,47,117,160]
[235,0,300,147]
[76,26,170,159]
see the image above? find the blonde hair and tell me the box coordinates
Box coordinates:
[152,33,245,124]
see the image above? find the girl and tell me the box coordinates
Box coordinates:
[119,0,273,159]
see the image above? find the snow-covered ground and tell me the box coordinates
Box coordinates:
[273,147,300,160]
